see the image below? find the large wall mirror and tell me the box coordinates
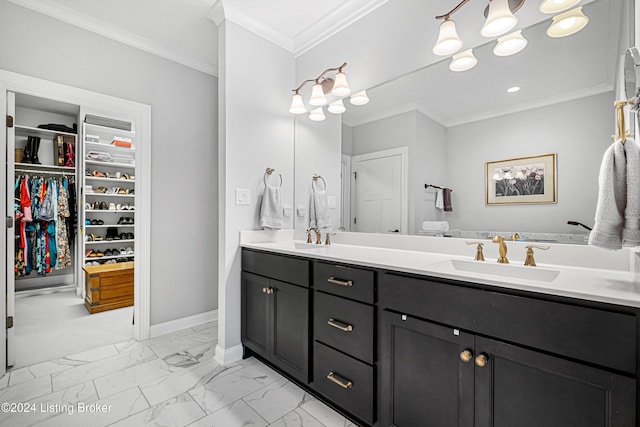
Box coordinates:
[295,0,632,244]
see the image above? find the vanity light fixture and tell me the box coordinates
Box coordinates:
[539,0,581,14]
[481,0,518,37]
[350,90,370,106]
[309,107,326,122]
[546,6,589,38]
[449,49,478,72]
[309,83,328,106]
[493,30,528,56]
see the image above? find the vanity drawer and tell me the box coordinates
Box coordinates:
[314,262,374,303]
[380,272,637,374]
[313,341,374,425]
[314,292,374,364]
[242,249,310,287]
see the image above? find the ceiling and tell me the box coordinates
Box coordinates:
[7,0,389,76]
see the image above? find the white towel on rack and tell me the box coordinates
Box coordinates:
[260,185,283,230]
[309,190,331,229]
[589,140,626,249]
[623,138,640,244]
[435,189,444,210]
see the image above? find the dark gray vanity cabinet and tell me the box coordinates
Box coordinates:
[311,262,376,426]
[379,272,638,427]
[241,250,311,383]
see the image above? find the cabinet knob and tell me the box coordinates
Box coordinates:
[475,353,489,367]
[460,349,473,363]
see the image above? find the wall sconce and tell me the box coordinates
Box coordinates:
[481,0,518,37]
[433,17,463,56]
[539,0,581,14]
[546,6,589,38]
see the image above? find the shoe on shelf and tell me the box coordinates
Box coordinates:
[99,201,108,210]
[108,203,117,210]
[125,247,134,255]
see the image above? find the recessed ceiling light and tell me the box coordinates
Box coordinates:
[507,86,521,93]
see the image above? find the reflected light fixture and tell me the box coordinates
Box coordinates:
[328,99,346,114]
[493,30,528,56]
[290,62,367,120]
[350,90,370,106]
[433,17,463,56]
[449,49,478,72]
[481,0,518,37]
[507,86,521,93]
[309,108,326,122]
[539,0,581,14]
[546,6,589,38]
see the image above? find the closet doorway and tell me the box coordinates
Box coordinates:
[1,71,151,374]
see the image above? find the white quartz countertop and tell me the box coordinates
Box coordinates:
[241,240,640,309]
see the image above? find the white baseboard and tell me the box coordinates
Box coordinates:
[215,344,243,366]
[149,310,218,338]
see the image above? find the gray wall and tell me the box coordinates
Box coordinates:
[349,91,613,235]
[0,1,218,325]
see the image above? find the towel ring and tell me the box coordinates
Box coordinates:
[312,174,326,192]
[264,168,283,188]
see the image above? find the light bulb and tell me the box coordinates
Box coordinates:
[328,99,346,114]
[481,0,518,38]
[546,7,589,38]
[433,18,463,56]
[539,0,581,14]
[331,72,351,97]
[449,49,478,72]
[288,93,306,114]
[309,107,326,121]
[309,83,328,106]
[493,30,528,56]
[350,90,370,106]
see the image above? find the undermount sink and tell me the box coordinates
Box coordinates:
[432,259,560,283]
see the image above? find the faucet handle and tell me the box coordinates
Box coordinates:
[325,232,336,245]
[524,245,550,267]
[465,241,485,261]
[510,233,521,241]
[306,228,313,244]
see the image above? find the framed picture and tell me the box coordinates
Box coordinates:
[486,153,557,205]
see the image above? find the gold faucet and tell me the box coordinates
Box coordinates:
[465,241,485,261]
[306,228,313,243]
[325,232,336,245]
[492,236,509,263]
[510,233,521,241]
[524,245,550,266]
[308,228,321,244]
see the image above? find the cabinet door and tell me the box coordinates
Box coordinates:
[241,272,269,359]
[270,279,309,383]
[379,310,475,427]
[474,336,637,427]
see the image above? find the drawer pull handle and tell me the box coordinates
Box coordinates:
[327,277,353,287]
[459,349,473,363]
[327,318,353,332]
[327,372,353,389]
[475,353,489,367]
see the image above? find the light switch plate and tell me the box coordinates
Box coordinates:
[328,196,337,209]
[236,188,250,205]
[283,204,292,217]
[297,205,307,217]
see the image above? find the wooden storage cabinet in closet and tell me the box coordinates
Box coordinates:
[378,272,638,427]
[312,261,376,425]
[241,250,311,383]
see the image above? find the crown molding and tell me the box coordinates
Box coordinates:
[9,0,218,76]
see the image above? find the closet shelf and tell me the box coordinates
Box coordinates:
[15,124,76,139]
[85,193,135,198]
[86,160,135,169]
[84,224,134,229]
[15,163,75,173]
[84,209,136,213]
[85,141,135,153]
[85,122,135,136]
[84,176,135,183]
[85,239,135,245]
[84,255,135,261]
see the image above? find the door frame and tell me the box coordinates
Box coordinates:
[350,147,408,234]
[0,69,151,376]
[340,154,351,231]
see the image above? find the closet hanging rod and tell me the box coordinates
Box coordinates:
[15,168,75,176]
[425,184,452,192]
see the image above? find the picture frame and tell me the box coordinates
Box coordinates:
[485,153,557,205]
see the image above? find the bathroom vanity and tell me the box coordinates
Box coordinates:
[240,234,639,427]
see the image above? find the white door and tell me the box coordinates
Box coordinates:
[351,147,408,233]
[5,91,16,367]
[341,155,351,231]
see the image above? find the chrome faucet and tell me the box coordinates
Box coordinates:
[492,236,509,264]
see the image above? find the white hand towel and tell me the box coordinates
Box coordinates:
[589,140,626,249]
[421,221,450,232]
[260,185,283,229]
[623,138,640,245]
[309,190,331,229]
[435,189,444,210]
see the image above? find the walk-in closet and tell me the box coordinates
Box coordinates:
[2,71,151,372]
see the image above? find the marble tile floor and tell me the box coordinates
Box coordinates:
[0,320,358,427]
